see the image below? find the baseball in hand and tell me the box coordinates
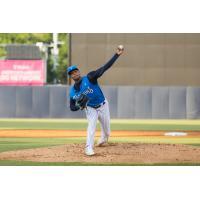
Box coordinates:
[118,45,124,50]
[116,45,124,55]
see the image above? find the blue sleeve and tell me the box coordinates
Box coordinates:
[87,53,120,83]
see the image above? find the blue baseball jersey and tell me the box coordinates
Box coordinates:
[69,76,105,107]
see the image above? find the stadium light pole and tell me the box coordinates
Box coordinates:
[68,33,72,85]
[37,36,64,85]
[52,33,59,84]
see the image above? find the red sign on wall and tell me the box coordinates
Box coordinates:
[0,60,45,86]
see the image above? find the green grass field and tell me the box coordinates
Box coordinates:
[1,118,200,131]
[0,119,200,166]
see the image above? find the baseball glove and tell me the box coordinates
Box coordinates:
[75,93,89,110]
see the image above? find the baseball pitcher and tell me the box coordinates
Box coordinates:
[68,45,124,156]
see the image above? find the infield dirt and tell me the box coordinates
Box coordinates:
[0,130,200,137]
[0,130,200,164]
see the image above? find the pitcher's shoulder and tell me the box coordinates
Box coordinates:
[82,75,88,80]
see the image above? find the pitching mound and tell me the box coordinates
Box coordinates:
[0,143,200,164]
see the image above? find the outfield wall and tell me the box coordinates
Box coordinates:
[0,86,200,119]
[71,33,200,86]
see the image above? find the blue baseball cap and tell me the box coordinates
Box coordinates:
[67,65,79,75]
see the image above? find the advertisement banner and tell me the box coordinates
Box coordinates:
[0,60,45,86]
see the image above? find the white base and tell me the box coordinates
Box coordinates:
[164,132,188,136]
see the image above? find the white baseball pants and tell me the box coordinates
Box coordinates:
[85,99,110,149]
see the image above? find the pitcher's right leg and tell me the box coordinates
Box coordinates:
[97,100,111,146]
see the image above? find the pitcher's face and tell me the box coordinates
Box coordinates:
[70,69,81,82]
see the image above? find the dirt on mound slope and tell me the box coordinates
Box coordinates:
[0,143,200,164]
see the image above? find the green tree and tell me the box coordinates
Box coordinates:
[57,33,69,84]
[0,47,6,59]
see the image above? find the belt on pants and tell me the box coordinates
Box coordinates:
[89,101,106,109]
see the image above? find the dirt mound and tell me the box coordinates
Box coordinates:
[0,143,200,164]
